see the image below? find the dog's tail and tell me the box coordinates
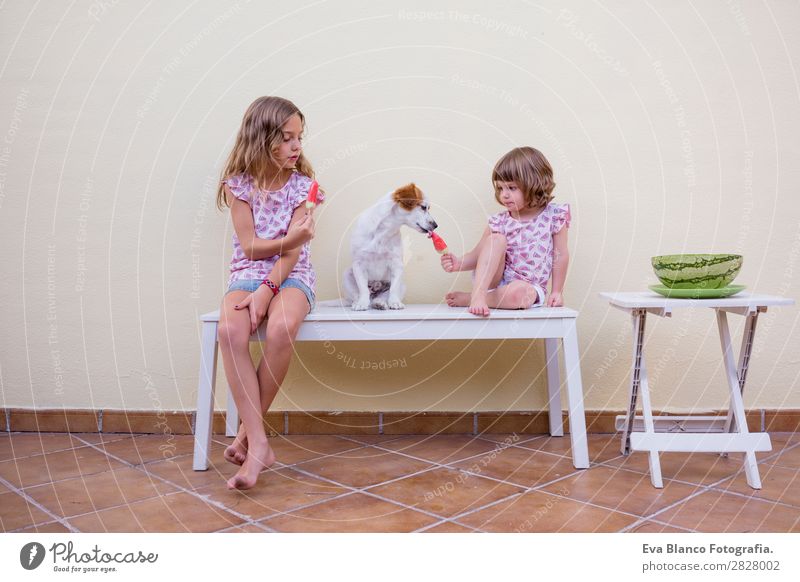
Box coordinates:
[316,298,351,308]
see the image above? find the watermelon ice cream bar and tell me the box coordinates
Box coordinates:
[429,232,449,254]
[305,181,319,210]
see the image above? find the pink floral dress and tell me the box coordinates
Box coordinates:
[223,172,324,289]
[487,202,571,291]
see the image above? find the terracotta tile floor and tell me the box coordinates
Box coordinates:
[1,431,798,533]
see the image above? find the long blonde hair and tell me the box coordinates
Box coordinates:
[217,96,315,209]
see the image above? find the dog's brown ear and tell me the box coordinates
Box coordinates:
[392,183,422,210]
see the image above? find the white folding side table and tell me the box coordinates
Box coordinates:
[599,292,794,489]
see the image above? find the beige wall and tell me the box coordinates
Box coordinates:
[1,0,798,414]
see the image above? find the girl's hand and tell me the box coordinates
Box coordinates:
[547,291,563,307]
[234,285,274,334]
[284,213,315,250]
[441,253,461,273]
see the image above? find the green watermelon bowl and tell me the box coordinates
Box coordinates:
[651,254,743,289]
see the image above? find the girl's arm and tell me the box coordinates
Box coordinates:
[234,205,313,333]
[442,227,492,272]
[228,186,312,260]
[263,205,308,284]
[548,227,569,306]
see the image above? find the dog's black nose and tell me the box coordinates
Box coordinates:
[431,221,438,230]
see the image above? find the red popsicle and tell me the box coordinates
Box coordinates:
[429,231,448,254]
[305,181,319,210]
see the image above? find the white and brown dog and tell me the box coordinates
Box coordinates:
[343,183,438,310]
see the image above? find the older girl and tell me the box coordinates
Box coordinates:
[216,96,323,489]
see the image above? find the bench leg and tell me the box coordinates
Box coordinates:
[193,321,218,471]
[545,338,563,437]
[562,320,589,469]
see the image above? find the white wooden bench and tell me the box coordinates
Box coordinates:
[192,304,589,471]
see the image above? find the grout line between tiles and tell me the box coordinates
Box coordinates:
[278,441,526,527]
[12,437,190,492]
[474,433,547,446]
[202,436,387,521]
[413,518,483,533]
[215,521,277,533]
[367,438,584,492]
[210,434,372,469]
[41,490,188,528]
[0,474,79,533]
[686,455,800,533]
[345,441,635,527]
[364,444,534,490]
[70,435,259,532]
[706,485,800,512]
[6,436,115,521]
[361,487,468,525]
[0,433,110,464]
[11,432,797,533]
[760,439,800,471]
[334,434,412,447]
[285,464,463,529]
[596,452,749,489]
[291,459,441,500]
[619,518,696,534]
[594,460,714,490]
[609,445,796,533]
[382,436,690,529]
[644,519,695,533]
[444,490,527,524]
[446,483,650,531]
[256,491,361,524]
[620,472,740,532]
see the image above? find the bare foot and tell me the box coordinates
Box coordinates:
[227,440,276,490]
[469,293,490,317]
[223,428,247,466]
[445,291,471,307]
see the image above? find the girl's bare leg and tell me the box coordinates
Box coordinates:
[219,291,255,467]
[446,280,540,310]
[226,289,310,479]
[217,291,275,490]
[445,233,506,317]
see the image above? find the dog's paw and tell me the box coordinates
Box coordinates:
[351,299,370,311]
[388,300,405,310]
[371,299,388,310]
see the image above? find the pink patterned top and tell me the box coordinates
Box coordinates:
[487,202,571,289]
[224,172,325,289]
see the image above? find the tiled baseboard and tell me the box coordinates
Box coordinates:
[2,408,799,435]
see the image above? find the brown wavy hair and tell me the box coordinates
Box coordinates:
[492,146,555,208]
[216,96,315,209]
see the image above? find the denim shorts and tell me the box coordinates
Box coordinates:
[226,278,315,311]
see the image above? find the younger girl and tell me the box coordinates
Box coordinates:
[442,146,570,317]
[215,96,324,489]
